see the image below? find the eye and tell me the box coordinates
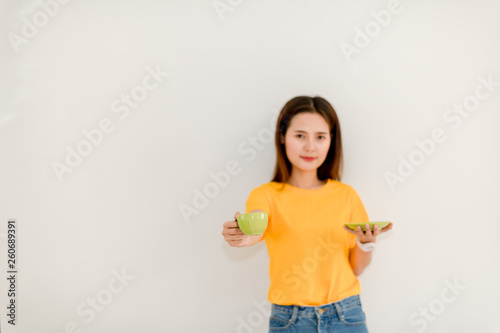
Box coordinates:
[318,135,325,140]
[296,134,304,138]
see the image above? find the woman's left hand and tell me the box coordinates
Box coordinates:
[342,223,393,243]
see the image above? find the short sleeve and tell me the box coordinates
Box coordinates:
[348,188,370,249]
[245,186,271,243]
[245,186,271,215]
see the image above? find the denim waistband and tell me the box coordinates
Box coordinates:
[271,294,361,316]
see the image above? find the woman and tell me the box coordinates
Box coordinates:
[222,96,393,332]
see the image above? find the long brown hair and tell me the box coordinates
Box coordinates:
[271,96,343,185]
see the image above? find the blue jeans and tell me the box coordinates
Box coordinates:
[269,295,369,333]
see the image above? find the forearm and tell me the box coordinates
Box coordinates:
[344,223,393,275]
[349,244,372,276]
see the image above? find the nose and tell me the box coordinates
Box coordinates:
[305,138,316,151]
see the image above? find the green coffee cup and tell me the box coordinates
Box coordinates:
[236,212,268,236]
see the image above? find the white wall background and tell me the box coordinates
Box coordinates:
[1,0,499,332]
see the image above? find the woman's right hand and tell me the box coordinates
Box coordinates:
[222,211,263,247]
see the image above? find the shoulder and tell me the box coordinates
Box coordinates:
[328,180,362,198]
[247,182,287,199]
[327,179,352,191]
[249,182,280,194]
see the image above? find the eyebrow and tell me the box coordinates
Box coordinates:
[293,130,329,135]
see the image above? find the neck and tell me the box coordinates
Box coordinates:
[287,170,325,189]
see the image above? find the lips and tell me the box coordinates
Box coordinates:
[300,156,316,162]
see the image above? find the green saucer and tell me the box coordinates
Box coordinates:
[344,221,391,231]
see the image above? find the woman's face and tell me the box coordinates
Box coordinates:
[283,112,331,174]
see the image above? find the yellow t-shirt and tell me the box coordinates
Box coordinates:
[245,179,369,306]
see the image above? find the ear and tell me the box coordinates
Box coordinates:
[280,134,285,144]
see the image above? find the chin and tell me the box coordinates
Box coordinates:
[297,164,320,172]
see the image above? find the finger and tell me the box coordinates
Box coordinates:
[356,226,363,235]
[228,240,244,247]
[229,221,240,228]
[228,228,245,236]
[234,211,241,220]
[224,230,243,238]
[224,221,240,229]
[223,224,243,234]
[373,224,379,236]
[364,224,372,237]
[222,226,244,239]
[226,235,244,242]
